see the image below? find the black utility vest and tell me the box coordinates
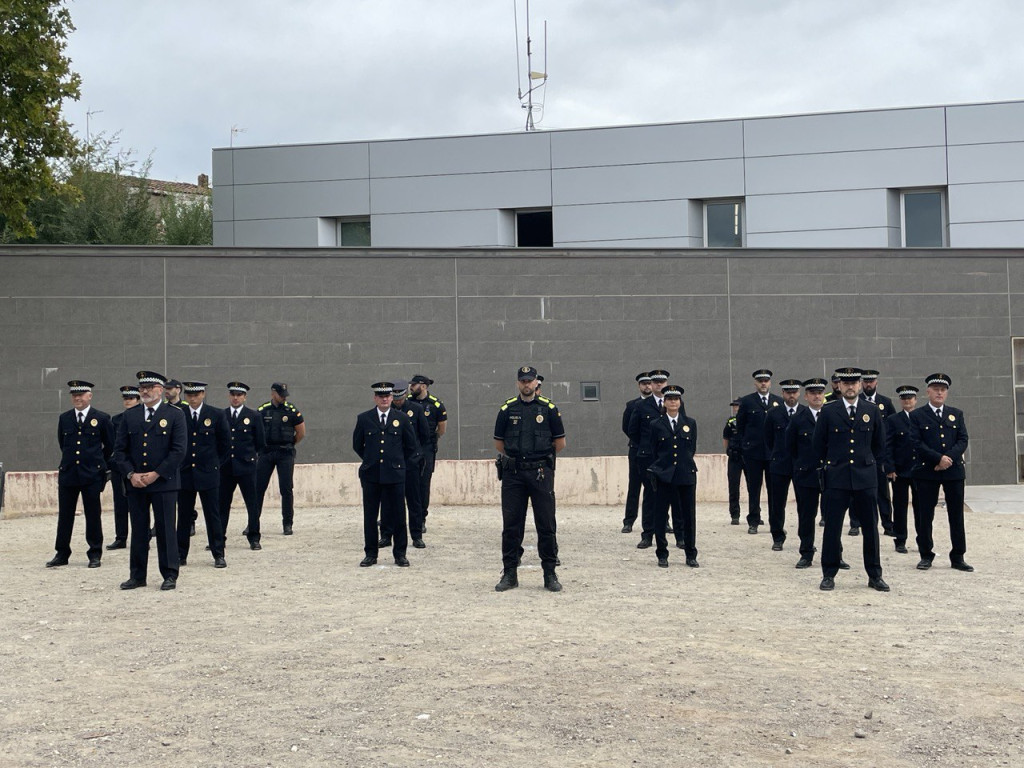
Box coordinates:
[503,399,553,458]
[263,403,296,445]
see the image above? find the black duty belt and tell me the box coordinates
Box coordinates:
[515,458,549,470]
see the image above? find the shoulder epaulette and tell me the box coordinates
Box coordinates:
[428,394,442,405]
[503,396,517,405]
[285,402,298,412]
[500,403,509,412]
[258,402,271,411]
[727,416,737,424]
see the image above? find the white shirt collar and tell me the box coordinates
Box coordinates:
[75,405,91,419]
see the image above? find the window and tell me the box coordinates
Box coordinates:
[581,381,600,401]
[704,199,744,248]
[517,210,553,247]
[337,218,371,247]
[901,189,946,247]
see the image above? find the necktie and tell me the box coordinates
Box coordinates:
[671,418,677,433]
[146,407,154,422]
[813,411,818,422]
[762,397,768,407]
[77,411,84,426]
[848,405,856,418]
[381,412,387,428]
[233,409,239,421]
[193,411,198,427]
[935,408,942,420]
[788,407,795,417]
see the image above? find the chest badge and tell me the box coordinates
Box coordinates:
[392,419,400,427]
[878,404,885,411]
[771,401,778,407]
[243,417,250,425]
[159,419,168,427]
[282,415,289,422]
[682,424,690,433]
[536,414,544,423]
[948,414,956,422]
[204,418,212,426]
[90,418,98,427]
[425,408,431,415]
[862,414,870,422]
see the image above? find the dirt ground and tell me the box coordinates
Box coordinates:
[1,501,1022,768]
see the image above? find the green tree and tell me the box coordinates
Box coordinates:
[0,0,82,238]
[161,189,212,245]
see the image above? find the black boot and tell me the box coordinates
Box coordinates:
[544,571,563,592]
[495,569,518,592]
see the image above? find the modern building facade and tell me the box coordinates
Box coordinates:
[212,99,1024,250]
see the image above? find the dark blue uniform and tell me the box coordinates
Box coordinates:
[735,391,783,527]
[219,405,266,544]
[112,402,187,583]
[256,399,305,531]
[722,415,742,521]
[862,391,897,533]
[381,398,429,541]
[109,407,136,545]
[785,407,822,562]
[54,407,115,562]
[621,395,650,528]
[910,404,969,565]
[648,414,698,562]
[353,407,418,561]
[764,403,803,545]
[410,391,446,526]
[886,407,918,550]
[177,403,229,563]
[627,395,686,539]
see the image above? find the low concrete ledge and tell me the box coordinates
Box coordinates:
[1,455,734,519]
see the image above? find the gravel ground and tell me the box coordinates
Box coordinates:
[2,501,1022,767]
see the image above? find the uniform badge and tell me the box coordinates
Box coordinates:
[159,419,168,427]
[948,413,956,421]
[425,408,431,415]
[243,417,250,425]
[682,424,691,433]
[862,414,870,422]
[536,414,544,423]
[90,418,98,427]
[520,366,531,374]
[392,419,400,427]
[771,401,778,406]
[204,418,212,426]
[407,410,414,417]
[282,415,289,422]
[878,404,885,411]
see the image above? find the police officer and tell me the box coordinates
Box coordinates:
[887,385,919,555]
[177,382,229,568]
[353,381,417,567]
[408,374,447,531]
[112,371,187,591]
[622,372,653,532]
[48,380,115,569]
[909,373,972,572]
[813,367,888,592]
[107,385,140,551]
[256,383,305,536]
[387,379,429,548]
[164,379,183,407]
[735,369,781,534]
[219,382,266,550]
[647,385,699,568]
[627,369,680,548]
[493,366,566,592]
[764,379,804,550]
[860,370,896,537]
[721,399,742,524]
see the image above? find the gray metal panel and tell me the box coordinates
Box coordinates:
[948,143,1024,184]
[373,210,515,247]
[951,220,1024,247]
[211,149,233,186]
[745,228,893,248]
[550,121,744,168]
[233,218,320,247]
[212,221,234,247]
[947,101,1024,145]
[745,146,947,195]
[553,201,691,242]
[370,170,552,214]
[233,179,371,221]
[231,143,370,184]
[555,236,702,248]
[552,159,744,206]
[746,189,888,234]
[743,107,946,157]
[212,185,233,222]
[370,132,551,177]
[949,182,1024,224]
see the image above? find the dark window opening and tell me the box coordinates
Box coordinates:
[517,211,553,247]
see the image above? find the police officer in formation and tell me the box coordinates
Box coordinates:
[112,371,187,591]
[493,366,565,592]
[861,370,896,536]
[385,379,430,549]
[764,379,803,551]
[627,369,680,549]
[647,384,699,568]
[785,378,833,569]
[735,369,780,534]
[408,373,447,531]
[886,385,919,555]
[176,382,228,568]
[721,399,742,524]
[106,385,140,551]
[220,382,266,550]
[48,380,115,569]
[621,372,653,533]
[256,383,305,536]
[353,381,417,568]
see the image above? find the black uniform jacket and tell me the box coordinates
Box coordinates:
[57,408,115,486]
[622,396,647,446]
[112,402,187,492]
[909,404,968,481]
[628,395,687,459]
[765,403,804,476]
[180,403,230,491]
[648,414,698,486]
[223,405,265,476]
[861,391,896,419]
[886,408,918,478]
[785,406,820,489]
[397,399,429,465]
[735,391,784,461]
[811,399,885,491]
[353,408,418,484]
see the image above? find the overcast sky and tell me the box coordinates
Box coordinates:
[62,0,1024,184]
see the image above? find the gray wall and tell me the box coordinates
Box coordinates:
[0,245,1020,486]
[213,100,1024,249]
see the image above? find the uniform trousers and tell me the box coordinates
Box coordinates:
[821,487,882,579]
[256,446,296,527]
[792,483,821,559]
[766,471,791,543]
[419,450,436,523]
[362,479,407,559]
[177,485,224,560]
[500,468,558,573]
[637,455,656,535]
[875,466,894,532]
[743,457,769,526]
[890,476,915,547]
[623,448,642,526]
[111,470,130,541]
[55,480,105,559]
[653,482,697,560]
[913,478,967,564]
[727,455,743,519]
[219,472,260,542]
[380,463,424,539]
[127,487,179,581]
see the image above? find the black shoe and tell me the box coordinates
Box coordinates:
[106,539,126,550]
[359,557,377,567]
[771,541,783,551]
[242,528,249,537]
[819,576,835,591]
[818,518,825,527]
[795,557,813,569]
[838,559,851,570]
[179,557,187,566]
[250,541,262,551]
[46,556,69,568]
[895,544,908,554]
[378,537,392,548]
[544,573,563,592]
[636,536,653,549]
[848,526,860,536]
[120,578,146,590]
[867,577,890,592]
[283,524,293,535]
[657,557,669,568]
[204,545,211,551]
[951,561,974,572]
[395,557,410,567]
[675,541,685,549]
[685,557,700,568]
[755,518,765,526]
[917,559,932,570]
[413,538,426,549]
[87,558,101,569]
[495,570,518,591]
[160,578,177,591]
[190,523,196,537]
[748,526,758,534]
[621,524,633,533]
[214,557,227,568]
[730,517,740,525]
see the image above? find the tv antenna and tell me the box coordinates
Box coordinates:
[514,0,548,131]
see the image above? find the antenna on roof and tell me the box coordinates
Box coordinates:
[230,125,246,147]
[514,0,548,131]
